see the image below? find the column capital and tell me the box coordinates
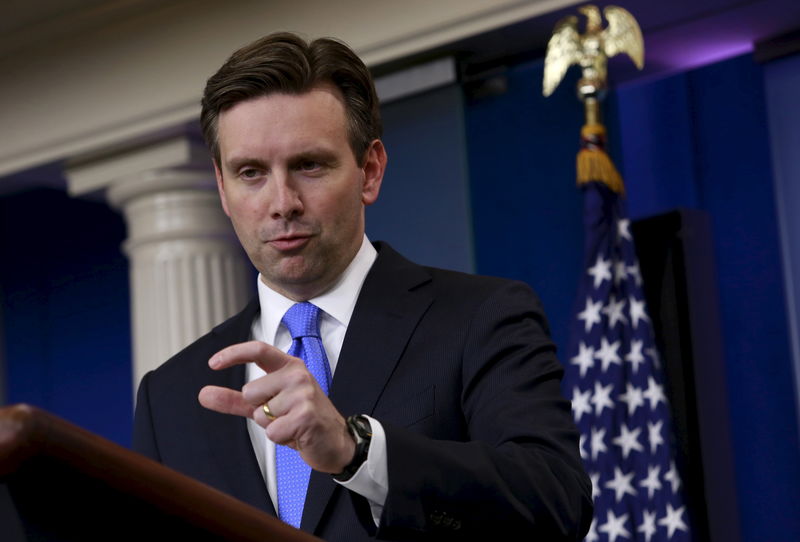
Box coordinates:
[105,168,216,211]
[65,134,212,198]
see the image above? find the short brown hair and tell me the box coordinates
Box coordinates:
[200,32,382,166]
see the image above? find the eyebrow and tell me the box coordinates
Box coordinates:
[289,149,340,167]
[225,147,341,172]
[225,156,268,173]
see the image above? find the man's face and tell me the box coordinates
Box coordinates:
[214,85,385,301]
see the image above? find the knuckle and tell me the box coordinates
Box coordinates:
[297,386,315,403]
[294,401,317,426]
[265,424,281,443]
[241,382,255,403]
[296,401,312,418]
[286,367,311,388]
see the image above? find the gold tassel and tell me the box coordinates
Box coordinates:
[576,124,625,194]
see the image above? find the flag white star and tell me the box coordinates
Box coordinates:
[590,427,608,460]
[572,387,593,422]
[643,376,667,410]
[604,466,637,502]
[637,510,658,542]
[591,381,615,416]
[598,510,630,542]
[571,341,595,377]
[617,218,632,241]
[602,295,628,328]
[639,465,662,499]
[590,472,601,500]
[595,337,622,373]
[614,260,628,285]
[587,256,612,288]
[578,434,587,459]
[627,262,643,286]
[658,503,689,538]
[618,382,644,416]
[665,461,682,494]
[625,339,646,373]
[647,420,664,453]
[578,297,603,332]
[628,296,650,328]
[612,423,644,459]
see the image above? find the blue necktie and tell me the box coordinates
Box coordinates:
[276,302,332,528]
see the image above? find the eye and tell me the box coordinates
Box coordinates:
[239,168,262,180]
[298,160,321,172]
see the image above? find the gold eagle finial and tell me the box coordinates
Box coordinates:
[543,4,644,98]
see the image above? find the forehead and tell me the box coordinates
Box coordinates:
[217,87,350,159]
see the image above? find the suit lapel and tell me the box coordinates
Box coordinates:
[196,300,277,515]
[302,243,433,533]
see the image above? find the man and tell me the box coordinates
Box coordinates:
[133,32,592,541]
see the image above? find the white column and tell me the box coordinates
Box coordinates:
[67,136,254,391]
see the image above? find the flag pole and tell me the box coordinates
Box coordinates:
[544,5,693,541]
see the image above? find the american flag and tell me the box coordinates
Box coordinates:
[564,181,692,542]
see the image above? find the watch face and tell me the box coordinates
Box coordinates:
[333,416,372,482]
[352,415,372,439]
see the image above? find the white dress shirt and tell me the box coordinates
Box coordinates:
[246,236,388,524]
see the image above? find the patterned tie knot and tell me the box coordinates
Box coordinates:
[282,302,322,340]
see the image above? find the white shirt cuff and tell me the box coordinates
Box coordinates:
[334,415,388,526]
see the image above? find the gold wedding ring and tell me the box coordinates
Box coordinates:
[262,402,277,420]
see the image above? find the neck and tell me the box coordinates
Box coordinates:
[262,237,365,302]
[265,279,336,303]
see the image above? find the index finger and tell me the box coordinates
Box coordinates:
[210,340,293,373]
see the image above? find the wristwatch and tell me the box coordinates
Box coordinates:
[333,415,372,482]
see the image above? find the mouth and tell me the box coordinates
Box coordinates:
[268,234,312,252]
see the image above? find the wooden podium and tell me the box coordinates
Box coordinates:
[0,404,321,541]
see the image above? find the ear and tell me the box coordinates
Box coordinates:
[213,160,231,217]
[360,139,387,206]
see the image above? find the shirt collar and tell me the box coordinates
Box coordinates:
[257,236,377,342]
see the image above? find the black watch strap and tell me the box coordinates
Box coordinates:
[333,415,372,482]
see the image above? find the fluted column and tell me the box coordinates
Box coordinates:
[66,136,254,392]
[109,169,253,385]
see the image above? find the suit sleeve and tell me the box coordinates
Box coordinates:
[376,281,593,540]
[132,371,162,462]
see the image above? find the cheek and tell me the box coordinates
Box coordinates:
[320,188,362,226]
[228,200,264,238]
[229,195,263,220]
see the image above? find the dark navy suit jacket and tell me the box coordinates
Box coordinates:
[133,242,592,541]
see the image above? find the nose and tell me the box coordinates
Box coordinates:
[267,172,303,220]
